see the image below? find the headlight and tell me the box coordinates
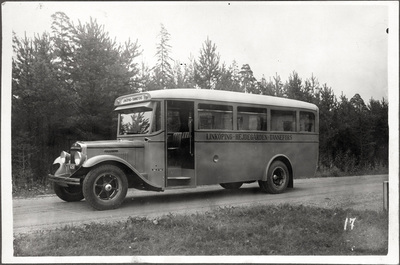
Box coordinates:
[74,151,84,166]
[60,151,70,164]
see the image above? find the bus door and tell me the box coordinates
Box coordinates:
[166,100,195,187]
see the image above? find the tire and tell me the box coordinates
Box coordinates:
[54,183,84,202]
[259,161,289,194]
[83,164,128,210]
[220,182,243,189]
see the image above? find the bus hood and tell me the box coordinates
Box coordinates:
[75,140,145,149]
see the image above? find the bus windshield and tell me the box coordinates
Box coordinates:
[118,107,153,135]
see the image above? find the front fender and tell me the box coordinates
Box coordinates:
[83,155,143,176]
[52,156,71,177]
[262,154,292,181]
[48,155,79,186]
[82,155,162,191]
[53,156,62,165]
[83,154,130,168]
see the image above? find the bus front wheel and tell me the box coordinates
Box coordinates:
[83,164,128,210]
[54,183,84,202]
[259,161,289,194]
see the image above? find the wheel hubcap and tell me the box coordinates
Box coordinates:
[94,174,120,200]
[104,183,113,192]
[272,167,286,187]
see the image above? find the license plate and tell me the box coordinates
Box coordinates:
[69,164,75,170]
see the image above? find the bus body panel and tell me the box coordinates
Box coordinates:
[195,141,318,186]
[83,140,145,173]
[195,142,267,185]
[195,131,318,185]
[144,138,165,188]
[291,142,319,177]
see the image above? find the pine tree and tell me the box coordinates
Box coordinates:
[317,84,338,168]
[53,14,141,140]
[303,74,319,103]
[153,24,174,90]
[214,63,233,91]
[239,64,258,93]
[134,61,153,92]
[272,73,284,97]
[284,71,303,100]
[194,37,220,89]
[12,12,143,190]
[366,98,388,166]
[227,60,241,92]
[258,75,275,96]
[12,32,62,186]
[172,60,195,88]
[184,54,197,88]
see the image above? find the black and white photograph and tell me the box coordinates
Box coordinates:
[1,1,399,264]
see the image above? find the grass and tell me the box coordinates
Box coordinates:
[313,165,388,179]
[14,204,388,256]
[12,182,53,198]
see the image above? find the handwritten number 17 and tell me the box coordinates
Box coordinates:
[344,217,356,230]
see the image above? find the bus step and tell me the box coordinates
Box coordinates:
[167,176,191,180]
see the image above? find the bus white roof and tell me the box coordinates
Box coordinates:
[119,89,318,111]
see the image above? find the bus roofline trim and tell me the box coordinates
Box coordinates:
[82,155,162,191]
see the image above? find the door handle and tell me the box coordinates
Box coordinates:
[188,117,193,156]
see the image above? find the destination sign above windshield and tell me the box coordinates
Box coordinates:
[114,93,151,106]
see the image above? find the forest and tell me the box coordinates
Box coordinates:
[11,12,388,192]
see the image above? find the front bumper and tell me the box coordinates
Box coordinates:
[48,174,81,186]
[48,154,81,187]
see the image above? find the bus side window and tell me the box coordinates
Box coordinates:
[300,111,315,132]
[198,104,233,130]
[237,106,267,131]
[271,110,296,132]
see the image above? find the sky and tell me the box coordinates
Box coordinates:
[3,1,397,101]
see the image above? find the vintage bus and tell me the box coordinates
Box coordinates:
[49,89,319,210]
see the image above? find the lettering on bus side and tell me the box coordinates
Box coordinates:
[270,134,293,141]
[205,133,292,141]
[206,133,234,140]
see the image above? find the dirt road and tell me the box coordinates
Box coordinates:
[13,175,388,234]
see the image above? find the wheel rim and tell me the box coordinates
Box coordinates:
[271,167,287,188]
[93,173,121,200]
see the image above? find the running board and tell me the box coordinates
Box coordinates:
[167,176,191,180]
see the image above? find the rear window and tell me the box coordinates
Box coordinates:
[300,111,315,132]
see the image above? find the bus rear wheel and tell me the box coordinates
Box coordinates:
[83,164,128,211]
[54,183,84,202]
[259,161,289,194]
[220,182,243,189]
